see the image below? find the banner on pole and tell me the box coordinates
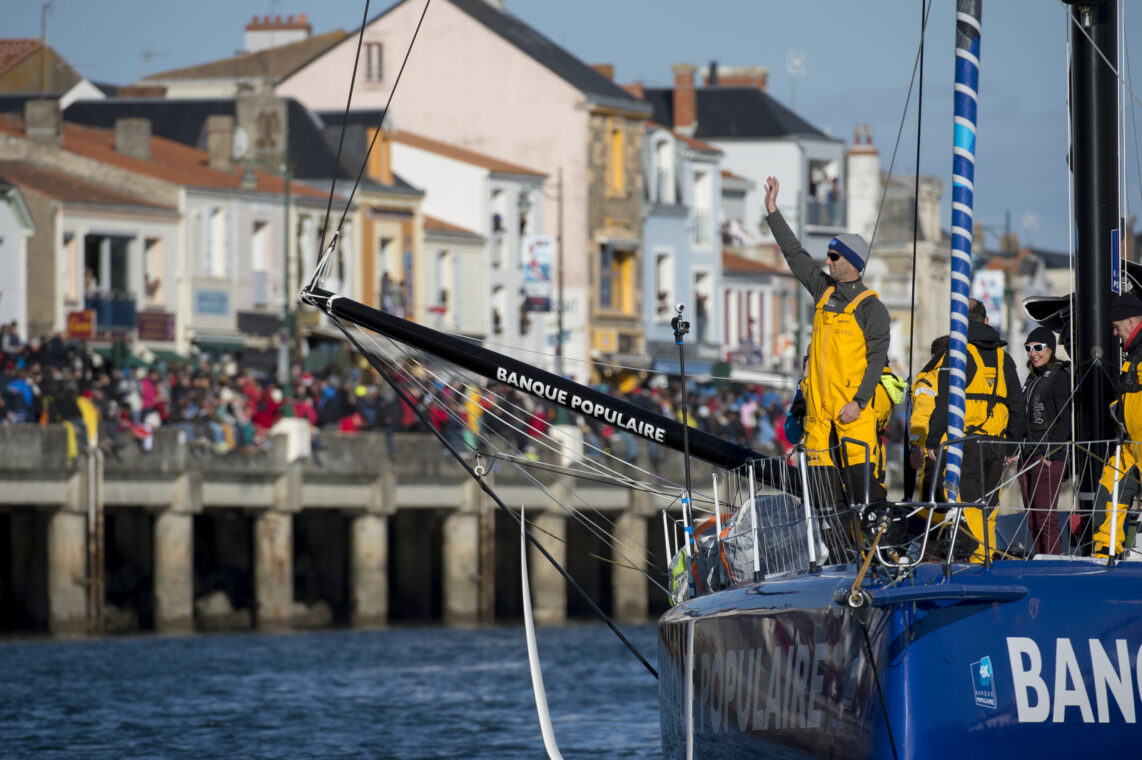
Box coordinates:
[522,235,555,312]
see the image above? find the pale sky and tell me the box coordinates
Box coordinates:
[6,0,1142,254]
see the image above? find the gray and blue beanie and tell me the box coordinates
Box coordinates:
[828,233,869,272]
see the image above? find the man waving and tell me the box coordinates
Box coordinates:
[765,176,890,554]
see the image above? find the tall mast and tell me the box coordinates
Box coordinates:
[943,0,983,501]
[1068,0,1118,446]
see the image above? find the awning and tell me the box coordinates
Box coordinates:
[193,332,247,353]
[149,349,184,364]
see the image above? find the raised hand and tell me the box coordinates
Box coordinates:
[764,176,780,213]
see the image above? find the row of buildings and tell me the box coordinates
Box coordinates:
[0,0,1065,385]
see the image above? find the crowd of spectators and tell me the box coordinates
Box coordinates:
[1,325,905,465]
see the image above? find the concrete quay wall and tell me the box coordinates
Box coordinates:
[0,426,705,636]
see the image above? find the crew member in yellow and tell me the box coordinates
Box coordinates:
[923,299,1026,562]
[765,176,891,559]
[1092,292,1142,558]
[872,366,907,490]
[910,335,951,500]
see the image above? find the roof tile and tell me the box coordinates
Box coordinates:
[392,130,545,177]
[144,30,348,83]
[0,39,41,78]
[0,160,174,209]
[0,114,333,199]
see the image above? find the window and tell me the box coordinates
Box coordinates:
[379,236,395,311]
[365,42,383,82]
[808,159,843,227]
[84,234,131,293]
[598,244,634,313]
[608,124,625,196]
[206,207,230,278]
[434,249,452,322]
[655,250,674,320]
[251,222,269,306]
[693,270,712,343]
[64,233,78,303]
[692,169,713,247]
[654,139,674,205]
[490,189,507,268]
[492,285,505,334]
[144,237,164,305]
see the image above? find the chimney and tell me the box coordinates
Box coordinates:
[620,82,645,100]
[244,11,313,53]
[206,115,235,172]
[671,63,697,135]
[115,118,151,161]
[24,99,60,146]
[591,63,614,81]
[845,123,881,243]
[367,127,394,185]
[709,66,768,90]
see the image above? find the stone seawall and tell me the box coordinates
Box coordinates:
[0,426,715,635]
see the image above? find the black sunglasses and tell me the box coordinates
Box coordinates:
[1025,343,1047,353]
[826,252,841,262]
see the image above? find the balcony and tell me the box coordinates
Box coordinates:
[84,291,137,338]
[807,200,845,229]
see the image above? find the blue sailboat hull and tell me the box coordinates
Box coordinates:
[659,560,1142,758]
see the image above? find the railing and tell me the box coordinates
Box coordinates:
[665,437,1139,603]
[84,290,137,337]
[807,200,844,228]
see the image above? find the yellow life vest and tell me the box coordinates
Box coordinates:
[909,364,941,446]
[806,286,878,421]
[1108,348,1142,457]
[963,343,1009,437]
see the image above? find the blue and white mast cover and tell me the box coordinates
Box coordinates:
[944,0,982,501]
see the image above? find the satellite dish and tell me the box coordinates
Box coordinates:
[232,126,249,161]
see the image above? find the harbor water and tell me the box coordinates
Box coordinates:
[1,622,662,759]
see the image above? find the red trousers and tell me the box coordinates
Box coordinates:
[1019,457,1066,556]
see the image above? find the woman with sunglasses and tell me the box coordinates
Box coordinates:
[1019,325,1071,556]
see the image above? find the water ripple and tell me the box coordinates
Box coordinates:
[0,623,662,759]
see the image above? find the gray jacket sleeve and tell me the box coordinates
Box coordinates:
[854,298,891,406]
[767,209,830,304]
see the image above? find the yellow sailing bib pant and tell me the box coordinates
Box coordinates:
[803,287,886,506]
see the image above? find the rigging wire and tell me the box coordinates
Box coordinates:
[1067,8,1142,110]
[868,0,936,253]
[905,0,933,498]
[316,0,374,258]
[1065,6,1079,492]
[1126,7,1142,218]
[343,320,679,592]
[321,0,434,254]
[330,312,660,679]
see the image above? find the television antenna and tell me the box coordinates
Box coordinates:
[140,48,167,80]
[786,51,806,108]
